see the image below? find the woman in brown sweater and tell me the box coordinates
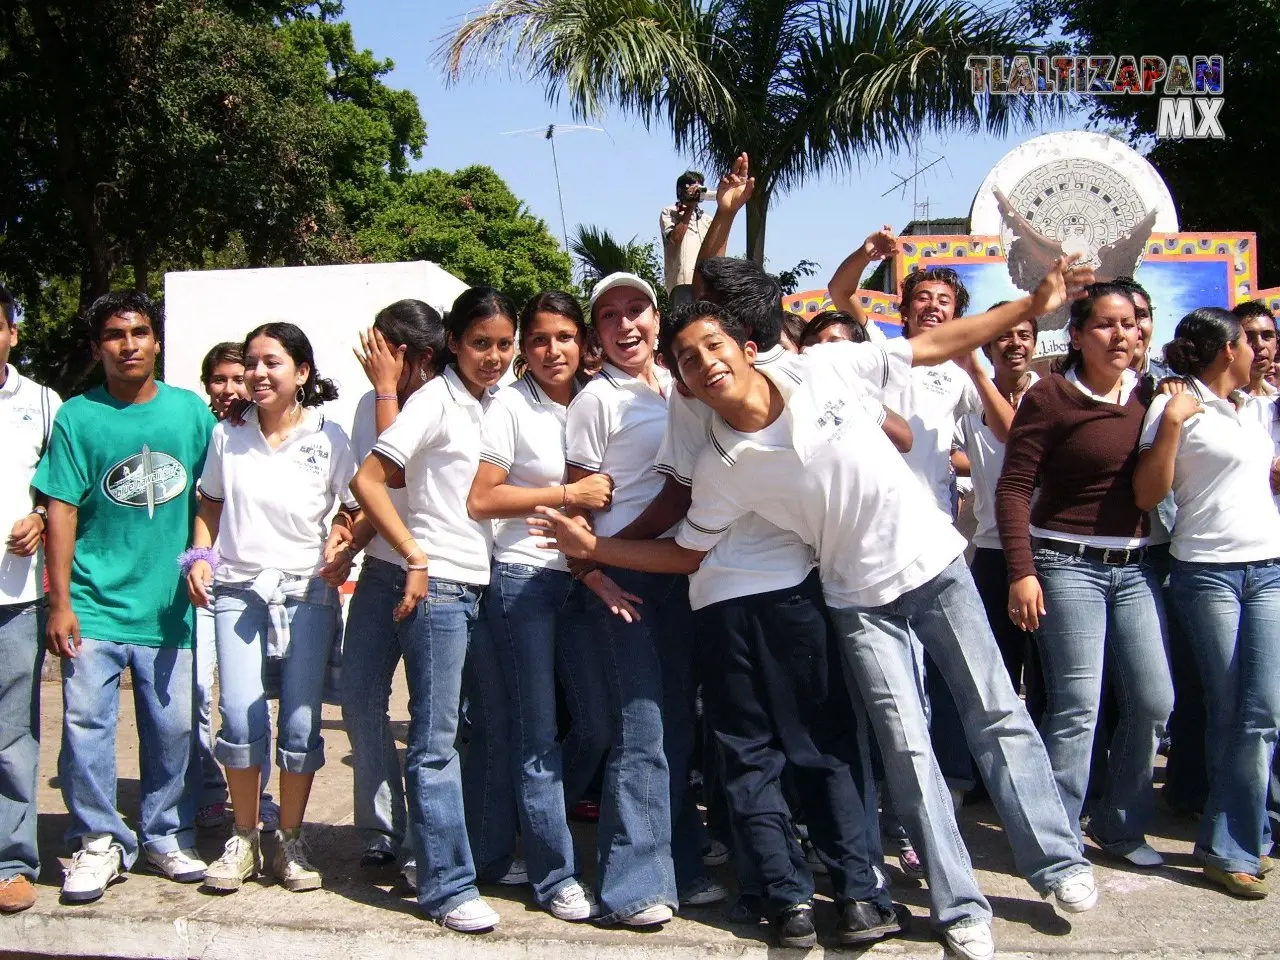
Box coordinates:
[996,283,1173,868]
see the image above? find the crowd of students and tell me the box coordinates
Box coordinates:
[2,159,1279,960]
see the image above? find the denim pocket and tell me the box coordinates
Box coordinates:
[428,579,466,604]
[500,563,540,581]
[1033,547,1076,570]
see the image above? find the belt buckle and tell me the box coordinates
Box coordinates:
[1102,547,1130,565]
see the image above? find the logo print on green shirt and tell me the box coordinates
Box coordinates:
[101,449,188,511]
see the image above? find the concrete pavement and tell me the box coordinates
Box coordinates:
[4,667,1280,960]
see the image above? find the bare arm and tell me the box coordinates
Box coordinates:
[44,499,80,659]
[529,507,705,575]
[829,227,898,328]
[612,476,693,541]
[467,461,613,521]
[1133,394,1202,510]
[352,452,429,621]
[956,353,1016,442]
[952,449,972,478]
[692,153,754,298]
[881,409,913,453]
[664,204,695,250]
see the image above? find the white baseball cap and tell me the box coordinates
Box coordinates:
[589,272,657,312]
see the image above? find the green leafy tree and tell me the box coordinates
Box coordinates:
[1031,0,1280,285]
[358,166,574,306]
[570,225,668,312]
[443,0,1050,265]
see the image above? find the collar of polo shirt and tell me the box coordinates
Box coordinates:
[0,364,20,397]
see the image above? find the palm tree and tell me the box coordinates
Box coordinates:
[442,0,1051,265]
[570,224,669,310]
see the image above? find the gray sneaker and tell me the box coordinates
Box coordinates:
[203,828,262,892]
[271,828,321,892]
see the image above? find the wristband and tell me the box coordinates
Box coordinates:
[375,394,397,401]
[561,484,568,508]
[178,546,219,576]
[406,563,428,572]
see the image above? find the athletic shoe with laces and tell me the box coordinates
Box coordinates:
[61,836,124,903]
[196,802,232,830]
[549,881,599,920]
[271,828,321,892]
[0,875,37,913]
[897,839,925,880]
[444,896,500,932]
[203,827,261,892]
[1049,869,1099,913]
[679,876,728,906]
[944,919,995,960]
[144,847,207,883]
[773,903,817,949]
[497,857,528,885]
[620,903,673,926]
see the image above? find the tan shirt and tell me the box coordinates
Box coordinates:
[659,203,711,292]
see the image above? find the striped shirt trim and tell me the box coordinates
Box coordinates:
[685,516,731,536]
[371,444,407,470]
[655,463,693,486]
[564,457,601,472]
[478,452,514,470]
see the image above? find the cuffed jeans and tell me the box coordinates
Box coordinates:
[402,577,484,920]
[1170,558,1280,876]
[558,568,684,922]
[212,581,338,773]
[699,571,888,919]
[1034,546,1173,850]
[0,601,43,880]
[341,557,411,856]
[829,556,1090,928]
[462,562,580,905]
[60,638,197,869]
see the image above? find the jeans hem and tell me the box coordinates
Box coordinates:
[214,734,270,770]
[1196,844,1262,876]
[598,893,678,925]
[277,743,326,775]
[142,830,196,857]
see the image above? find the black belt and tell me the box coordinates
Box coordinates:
[1034,537,1148,566]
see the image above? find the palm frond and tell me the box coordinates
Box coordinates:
[570,223,651,283]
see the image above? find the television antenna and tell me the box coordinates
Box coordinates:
[502,123,611,249]
[881,144,951,234]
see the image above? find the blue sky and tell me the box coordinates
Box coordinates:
[344,0,1092,287]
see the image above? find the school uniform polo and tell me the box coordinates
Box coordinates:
[351,389,410,569]
[373,365,494,587]
[1141,381,1280,563]
[1244,394,1280,512]
[566,362,672,537]
[677,340,966,610]
[956,373,1040,550]
[881,360,982,517]
[0,366,60,604]
[200,406,359,582]
[479,372,571,573]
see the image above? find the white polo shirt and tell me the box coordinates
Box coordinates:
[566,362,673,538]
[882,360,982,517]
[373,365,494,586]
[351,389,410,568]
[0,366,61,604]
[657,348,815,610]
[1245,394,1280,512]
[1141,382,1280,563]
[479,373,571,572]
[956,372,1040,550]
[677,339,966,610]
[200,406,359,582]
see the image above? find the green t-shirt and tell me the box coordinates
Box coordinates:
[33,383,215,647]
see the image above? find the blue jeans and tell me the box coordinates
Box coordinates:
[560,569,685,922]
[341,558,411,855]
[402,577,484,920]
[0,601,43,880]
[558,585,613,808]
[193,607,228,805]
[212,581,338,773]
[462,562,580,905]
[1034,547,1173,849]
[829,556,1089,928]
[1170,558,1280,875]
[60,638,197,868]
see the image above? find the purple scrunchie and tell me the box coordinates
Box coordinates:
[178,546,219,576]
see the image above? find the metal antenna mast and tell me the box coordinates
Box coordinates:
[501,123,611,250]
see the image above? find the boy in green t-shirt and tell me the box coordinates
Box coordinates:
[34,292,216,902]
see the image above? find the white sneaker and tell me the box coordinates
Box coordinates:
[1051,869,1099,913]
[497,858,528,885]
[401,859,417,890]
[203,828,262,892]
[549,881,599,921]
[271,828,321,892]
[443,896,500,932]
[144,847,207,883]
[944,920,995,960]
[62,836,124,903]
[620,903,673,926]
[680,877,728,906]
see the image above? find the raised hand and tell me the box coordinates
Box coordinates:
[717,153,755,214]
[1163,390,1204,425]
[527,505,597,559]
[1031,253,1095,315]
[355,327,406,396]
[862,225,899,260]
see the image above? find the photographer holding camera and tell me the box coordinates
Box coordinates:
[660,170,711,293]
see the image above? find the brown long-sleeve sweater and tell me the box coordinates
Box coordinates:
[996,373,1150,582]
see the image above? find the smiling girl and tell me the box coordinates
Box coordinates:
[350,287,515,933]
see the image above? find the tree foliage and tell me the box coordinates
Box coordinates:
[444,0,1054,264]
[358,166,574,307]
[1035,0,1280,285]
[570,224,668,312]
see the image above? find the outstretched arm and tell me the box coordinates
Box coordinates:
[829,226,898,330]
[692,153,754,298]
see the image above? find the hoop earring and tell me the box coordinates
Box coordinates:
[419,365,429,383]
[295,385,306,405]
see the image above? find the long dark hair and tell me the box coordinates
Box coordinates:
[242,322,338,407]
[1163,307,1241,381]
[442,287,517,369]
[373,299,448,376]
[518,290,597,384]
